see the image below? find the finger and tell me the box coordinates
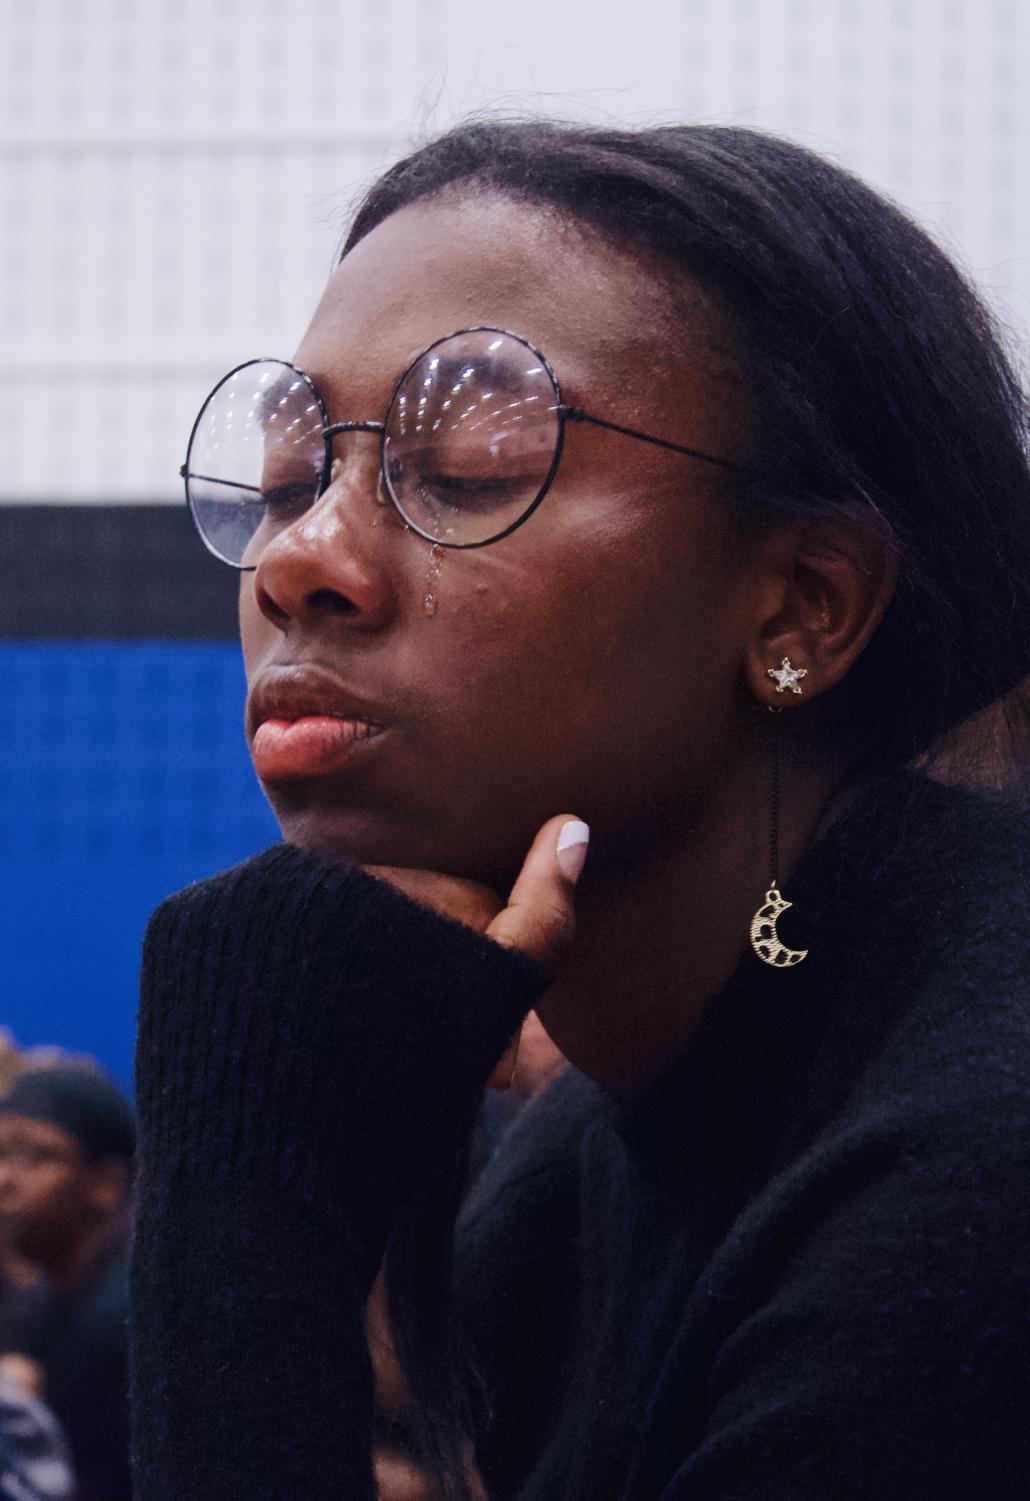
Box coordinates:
[486,815,589,972]
[486,1030,522,1090]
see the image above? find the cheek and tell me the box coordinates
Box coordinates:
[23,1170,69,1218]
[239,576,269,681]
[431,516,743,820]
[238,576,262,678]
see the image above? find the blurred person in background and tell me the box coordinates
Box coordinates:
[0,1066,134,1501]
[0,1040,64,1101]
[132,120,1030,1499]
[0,1373,74,1501]
[0,1039,73,1311]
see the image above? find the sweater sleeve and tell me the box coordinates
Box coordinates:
[129,842,548,1501]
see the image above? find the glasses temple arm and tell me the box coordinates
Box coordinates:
[181,466,263,495]
[561,407,740,472]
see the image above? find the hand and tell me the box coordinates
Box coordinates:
[365,814,589,1088]
[364,814,589,969]
[508,1009,568,1101]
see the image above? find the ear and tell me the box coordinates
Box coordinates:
[741,506,898,709]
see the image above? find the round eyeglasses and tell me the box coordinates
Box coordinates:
[182,327,742,567]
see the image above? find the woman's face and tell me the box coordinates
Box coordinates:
[240,193,758,886]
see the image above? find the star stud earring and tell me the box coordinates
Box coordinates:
[767,656,808,696]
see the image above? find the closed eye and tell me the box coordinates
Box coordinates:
[261,481,320,518]
[419,473,532,511]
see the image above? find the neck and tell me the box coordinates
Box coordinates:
[37,1215,124,1296]
[537,740,847,1097]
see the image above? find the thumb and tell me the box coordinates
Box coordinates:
[485,816,590,972]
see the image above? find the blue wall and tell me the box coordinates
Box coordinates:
[0,643,279,1093]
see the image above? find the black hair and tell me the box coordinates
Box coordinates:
[343,119,1030,785]
[342,119,1030,1496]
[0,1061,136,1164]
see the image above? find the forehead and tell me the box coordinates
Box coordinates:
[295,194,730,417]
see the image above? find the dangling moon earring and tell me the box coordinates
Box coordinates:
[750,670,809,968]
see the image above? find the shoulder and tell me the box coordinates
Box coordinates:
[876,776,1030,947]
[868,782,1030,1099]
[823,789,1030,1221]
[802,776,1030,1116]
[923,778,1030,944]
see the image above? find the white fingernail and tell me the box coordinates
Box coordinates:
[556,820,590,883]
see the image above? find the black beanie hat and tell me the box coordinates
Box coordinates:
[0,1064,136,1163]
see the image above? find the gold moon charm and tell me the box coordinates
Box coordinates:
[750,887,808,968]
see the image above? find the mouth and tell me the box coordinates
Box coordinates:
[247,665,387,783]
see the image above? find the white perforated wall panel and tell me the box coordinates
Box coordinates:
[1,0,1026,501]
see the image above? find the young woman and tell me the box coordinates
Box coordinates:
[130,122,1030,1499]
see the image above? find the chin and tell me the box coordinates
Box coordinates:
[271,802,520,892]
[273,806,401,864]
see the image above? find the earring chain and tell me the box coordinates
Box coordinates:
[769,713,780,890]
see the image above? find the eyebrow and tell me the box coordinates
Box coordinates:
[415,349,540,397]
[257,371,321,424]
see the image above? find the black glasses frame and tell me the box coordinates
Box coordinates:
[183,326,744,566]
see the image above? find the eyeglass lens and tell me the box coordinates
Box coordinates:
[184,330,563,565]
[383,329,561,546]
[185,360,328,568]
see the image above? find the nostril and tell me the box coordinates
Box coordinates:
[308,588,359,615]
[256,585,290,627]
[256,582,361,627]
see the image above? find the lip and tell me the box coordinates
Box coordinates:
[247,665,387,782]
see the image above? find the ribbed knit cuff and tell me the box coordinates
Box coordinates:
[136,842,549,1246]
[131,844,549,1499]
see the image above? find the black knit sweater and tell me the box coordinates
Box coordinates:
[131,773,1030,1498]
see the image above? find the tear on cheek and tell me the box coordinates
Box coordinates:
[423,545,445,617]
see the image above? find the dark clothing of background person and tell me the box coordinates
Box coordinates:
[0,1068,135,1501]
[3,1253,129,1501]
[130,772,1030,1499]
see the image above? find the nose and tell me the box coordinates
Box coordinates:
[252,440,399,634]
